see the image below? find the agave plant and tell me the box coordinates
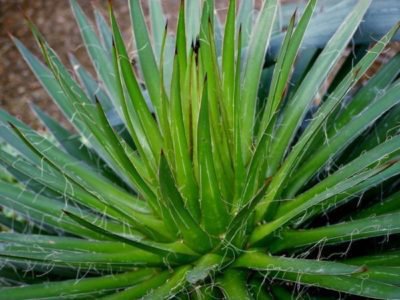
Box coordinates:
[1,0,400,298]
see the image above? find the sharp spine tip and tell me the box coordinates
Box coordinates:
[193,37,200,54]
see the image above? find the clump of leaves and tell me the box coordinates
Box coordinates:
[0,0,400,299]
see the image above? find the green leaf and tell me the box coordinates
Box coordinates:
[270,286,294,300]
[0,147,167,241]
[268,0,372,173]
[13,33,120,180]
[95,8,113,55]
[0,180,104,239]
[176,3,191,147]
[218,270,251,300]
[149,0,166,63]
[0,269,156,300]
[169,50,200,222]
[289,161,400,225]
[0,212,37,234]
[69,54,113,112]
[12,37,82,135]
[321,52,400,151]
[250,163,390,245]
[161,34,175,94]
[185,0,201,52]
[70,0,119,109]
[109,28,155,187]
[273,271,400,299]
[221,0,236,136]
[5,1,400,299]
[232,26,246,210]
[240,0,278,162]
[256,77,400,221]
[129,0,162,117]
[158,24,176,169]
[7,121,151,215]
[63,209,197,263]
[158,154,213,252]
[0,233,127,253]
[176,2,187,83]
[3,118,172,240]
[353,190,400,219]
[0,111,42,164]
[344,249,400,267]
[93,80,155,209]
[187,48,201,182]
[198,81,230,235]
[110,5,162,173]
[213,7,223,58]
[309,53,400,161]
[0,149,112,218]
[285,81,400,198]
[100,271,170,300]
[198,12,234,202]
[31,105,113,179]
[277,134,400,218]
[257,0,317,142]
[236,0,254,47]
[0,236,164,270]
[142,266,192,300]
[353,266,400,286]
[191,285,220,300]
[186,254,224,284]
[248,278,273,300]
[32,30,150,194]
[282,24,400,197]
[234,252,363,276]
[224,182,269,248]
[269,211,400,253]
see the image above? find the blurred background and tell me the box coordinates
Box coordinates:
[0,0,398,130]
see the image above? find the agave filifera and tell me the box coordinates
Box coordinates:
[0,0,400,298]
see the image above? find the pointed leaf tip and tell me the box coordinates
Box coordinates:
[291,8,298,23]
[7,121,17,130]
[22,10,31,22]
[193,37,200,54]
[94,95,101,105]
[7,32,14,40]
